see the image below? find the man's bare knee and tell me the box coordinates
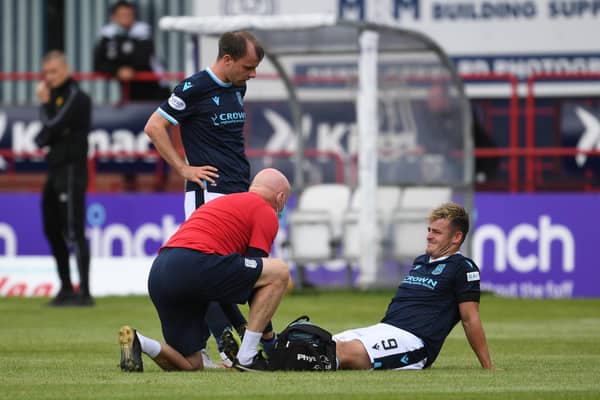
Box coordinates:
[272,261,289,285]
[336,340,371,370]
[255,258,289,288]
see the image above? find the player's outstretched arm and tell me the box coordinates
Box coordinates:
[459,301,494,370]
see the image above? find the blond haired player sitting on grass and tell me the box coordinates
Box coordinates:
[335,203,494,370]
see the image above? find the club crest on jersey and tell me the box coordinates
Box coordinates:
[432,264,446,275]
[244,258,258,269]
[168,94,186,110]
[236,92,243,106]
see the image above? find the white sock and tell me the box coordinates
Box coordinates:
[237,330,262,365]
[136,331,161,358]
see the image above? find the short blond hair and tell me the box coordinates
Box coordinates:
[429,202,469,244]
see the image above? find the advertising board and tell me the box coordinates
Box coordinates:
[0,193,597,298]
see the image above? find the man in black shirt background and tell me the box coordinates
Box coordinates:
[93,0,169,102]
[93,0,170,191]
[36,50,93,307]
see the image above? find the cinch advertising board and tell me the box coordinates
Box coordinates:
[0,193,597,298]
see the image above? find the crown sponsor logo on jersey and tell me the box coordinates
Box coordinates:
[236,92,243,106]
[211,112,246,126]
[403,275,438,289]
[183,81,193,91]
[244,258,258,269]
[168,94,186,111]
[432,264,446,275]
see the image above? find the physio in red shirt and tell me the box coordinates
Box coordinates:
[118,168,291,373]
[163,190,278,257]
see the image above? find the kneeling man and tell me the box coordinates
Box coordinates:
[119,168,291,372]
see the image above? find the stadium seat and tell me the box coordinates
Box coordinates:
[288,184,351,288]
[391,186,452,262]
[342,186,403,262]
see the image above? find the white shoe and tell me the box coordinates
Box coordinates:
[220,351,233,368]
[201,348,218,369]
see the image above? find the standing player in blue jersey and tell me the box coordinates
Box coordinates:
[334,203,494,370]
[144,30,262,208]
[143,31,272,367]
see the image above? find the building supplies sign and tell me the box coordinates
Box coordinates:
[338,0,600,80]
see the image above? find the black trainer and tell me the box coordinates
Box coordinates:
[260,334,277,359]
[221,327,241,364]
[73,292,95,307]
[119,325,144,372]
[46,289,77,307]
[233,352,270,372]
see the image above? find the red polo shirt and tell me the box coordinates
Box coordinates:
[163,192,278,256]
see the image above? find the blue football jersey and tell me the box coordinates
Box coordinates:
[382,253,481,367]
[157,67,250,193]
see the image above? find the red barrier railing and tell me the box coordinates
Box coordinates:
[86,150,166,193]
[3,71,600,192]
[476,147,600,192]
[526,72,600,192]
[0,71,185,82]
[0,149,46,189]
[0,148,346,191]
[462,73,520,192]
[246,148,346,183]
[0,71,185,103]
[0,149,166,193]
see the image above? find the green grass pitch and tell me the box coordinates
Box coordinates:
[1,290,599,399]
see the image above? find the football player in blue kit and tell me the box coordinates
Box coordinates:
[145,31,262,206]
[334,203,494,370]
[143,31,275,367]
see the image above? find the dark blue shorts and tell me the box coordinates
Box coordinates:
[147,247,263,356]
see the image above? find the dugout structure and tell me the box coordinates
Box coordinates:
[159,14,473,287]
